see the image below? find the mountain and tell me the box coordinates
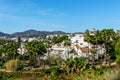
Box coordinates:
[0,32,10,37]
[0,29,67,38]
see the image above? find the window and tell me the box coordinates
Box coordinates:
[80,43,83,45]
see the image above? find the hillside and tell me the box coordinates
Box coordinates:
[0,29,67,38]
[0,32,10,37]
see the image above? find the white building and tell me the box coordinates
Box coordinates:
[48,31,105,60]
[71,33,88,48]
[18,42,27,55]
[18,48,27,55]
[50,43,69,60]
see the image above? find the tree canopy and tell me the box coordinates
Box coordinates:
[52,35,69,44]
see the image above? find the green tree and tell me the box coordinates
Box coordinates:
[73,57,87,74]
[89,30,101,62]
[91,46,97,62]
[115,39,120,55]
[49,54,63,66]
[52,35,69,44]
[64,40,71,59]
[115,55,120,65]
[64,57,88,74]
[115,39,120,65]
[52,36,58,43]
[0,41,19,60]
[84,29,117,63]
[64,59,74,74]
[25,41,47,66]
[69,49,78,59]
[0,39,7,45]
[101,29,117,63]
[84,30,92,63]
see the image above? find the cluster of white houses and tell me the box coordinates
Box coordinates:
[17,28,106,60]
[49,29,105,60]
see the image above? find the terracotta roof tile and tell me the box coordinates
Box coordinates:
[80,48,89,53]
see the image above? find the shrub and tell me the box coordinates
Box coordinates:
[18,60,29,70]
[4,59,20,71]
[41,66,66,78]
[115,55,120,65]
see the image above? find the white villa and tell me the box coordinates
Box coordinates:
[50,43,69,60]
[71,33,88,48]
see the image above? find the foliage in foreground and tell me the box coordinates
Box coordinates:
[1,57,120,80]
[0,68,120,80]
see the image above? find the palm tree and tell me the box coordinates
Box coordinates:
[4,42,19,59]
[25,41,47,66]
[69,49,78,59]
[64,57,87,75]
[64,59,74,74]
[100,29,115,64]
[85,30,91,63]
[91,30,101,61]
[42,40,52,66]
[64,40,71,59]
[73,57,87,74]
[91,46,97,64]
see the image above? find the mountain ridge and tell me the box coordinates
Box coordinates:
[0,29,67,38]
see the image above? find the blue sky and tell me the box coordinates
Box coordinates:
[0,0,120,33]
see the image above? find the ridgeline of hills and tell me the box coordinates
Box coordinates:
[0,29,67,38]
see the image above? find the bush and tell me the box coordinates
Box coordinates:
[41,66,66,78]
[0,61,4,67]
[4,59,20,71]
[18,60,29,70]
[115,55,120,65]
[0,71,22,80]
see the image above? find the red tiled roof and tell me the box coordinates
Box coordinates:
[80,48,89,53]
